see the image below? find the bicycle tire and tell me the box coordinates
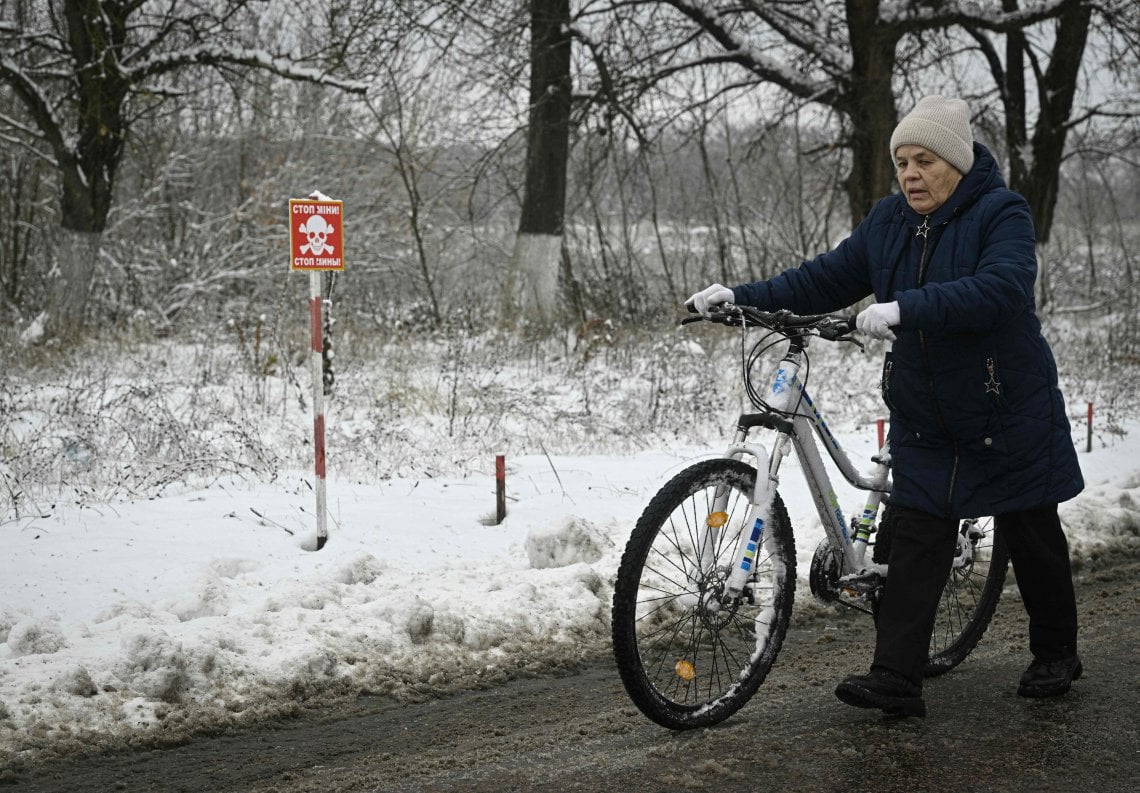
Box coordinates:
[925,516,1010,676]
[612,458,796,729]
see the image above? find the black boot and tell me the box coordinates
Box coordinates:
[835,668,926,717]
[1018,655,1083,698]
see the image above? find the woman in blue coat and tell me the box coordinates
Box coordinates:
[688,95,1084,717]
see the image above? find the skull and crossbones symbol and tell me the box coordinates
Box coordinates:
[298,215,335,255]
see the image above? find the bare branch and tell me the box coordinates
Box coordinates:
[125,44,371,93]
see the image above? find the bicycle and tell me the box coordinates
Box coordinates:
[611,305,1010,729]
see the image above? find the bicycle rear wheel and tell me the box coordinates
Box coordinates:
[925,516,1009,675]
[611,458,796,729]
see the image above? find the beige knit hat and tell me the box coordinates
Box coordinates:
[889,95,975,174]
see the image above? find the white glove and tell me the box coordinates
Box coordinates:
[686,283,735,316]
[856,301,901,341]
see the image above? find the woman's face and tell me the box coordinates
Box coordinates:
[895,145,964,215]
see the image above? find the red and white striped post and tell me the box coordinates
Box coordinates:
[289,192,344,551]
[495,454,506,524]
[310,273,328,549]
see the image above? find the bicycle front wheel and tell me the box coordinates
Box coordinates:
[926,516,1009,675]
[611,458,796,730]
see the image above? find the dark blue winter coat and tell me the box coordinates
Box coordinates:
[732,143,1083,519]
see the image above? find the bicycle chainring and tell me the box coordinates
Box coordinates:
[809,539,842,603]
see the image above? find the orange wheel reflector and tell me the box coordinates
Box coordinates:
[675,659,696,681]
[706,511,729,528]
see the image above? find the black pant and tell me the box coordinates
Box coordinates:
[998,506,1079,661]
[871,504,1078,686]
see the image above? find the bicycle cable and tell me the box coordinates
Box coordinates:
[741,326,813,417]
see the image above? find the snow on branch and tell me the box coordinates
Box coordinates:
[125,44,371,94]
[879,0,1070,30]
[0,56,72,157]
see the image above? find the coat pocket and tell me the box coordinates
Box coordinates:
[880,353,897,413]
[963,419,1013,492]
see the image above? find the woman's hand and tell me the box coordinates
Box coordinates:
[686,284,734,315]
[856,301,900,341]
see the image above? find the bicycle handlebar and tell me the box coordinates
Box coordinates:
[682,304,859,343]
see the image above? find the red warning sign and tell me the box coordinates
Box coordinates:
[289,199,344,271]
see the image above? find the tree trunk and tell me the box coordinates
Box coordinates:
[509,233,563,320]
[48,228,102,341]
[507,0,572,321]
[37,0,129,341]
[842,0,900,223]
[1002,0,1029,192]
[40,159,114,342]
[1016,0,1091,244]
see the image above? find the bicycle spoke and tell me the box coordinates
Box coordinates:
[613,459,797,726]
[927,520,1008,675]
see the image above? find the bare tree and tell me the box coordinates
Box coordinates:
[0,148,51,313]
[576,0,1080,225]
[0,0,388,341]
[947,0,1137,310]
[478,0,1135,317]
[965,0,1090,243]
[506,0,573,322]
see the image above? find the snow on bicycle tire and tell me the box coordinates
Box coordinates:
[611,458,796,729]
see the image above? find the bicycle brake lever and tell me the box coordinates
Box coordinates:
[680,302,738,325]
[820,320,865,350]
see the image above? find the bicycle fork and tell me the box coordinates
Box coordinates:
[701,429,792,609]
[704,351,810,609]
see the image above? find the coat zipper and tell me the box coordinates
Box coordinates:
[881,359,894,411]
[914,215,959,516]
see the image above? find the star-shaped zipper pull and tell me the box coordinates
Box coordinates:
[985,358,1002,397]
[916,217,930,238]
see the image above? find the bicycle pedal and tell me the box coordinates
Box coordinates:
[838,569,885,594]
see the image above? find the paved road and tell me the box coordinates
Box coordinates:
[6,559,1138,792]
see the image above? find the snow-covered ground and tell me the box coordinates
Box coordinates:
[2,332,1138,768]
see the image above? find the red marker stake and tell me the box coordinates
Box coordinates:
[495,454,506,524]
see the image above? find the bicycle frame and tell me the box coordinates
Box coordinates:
[708,332,891,603]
